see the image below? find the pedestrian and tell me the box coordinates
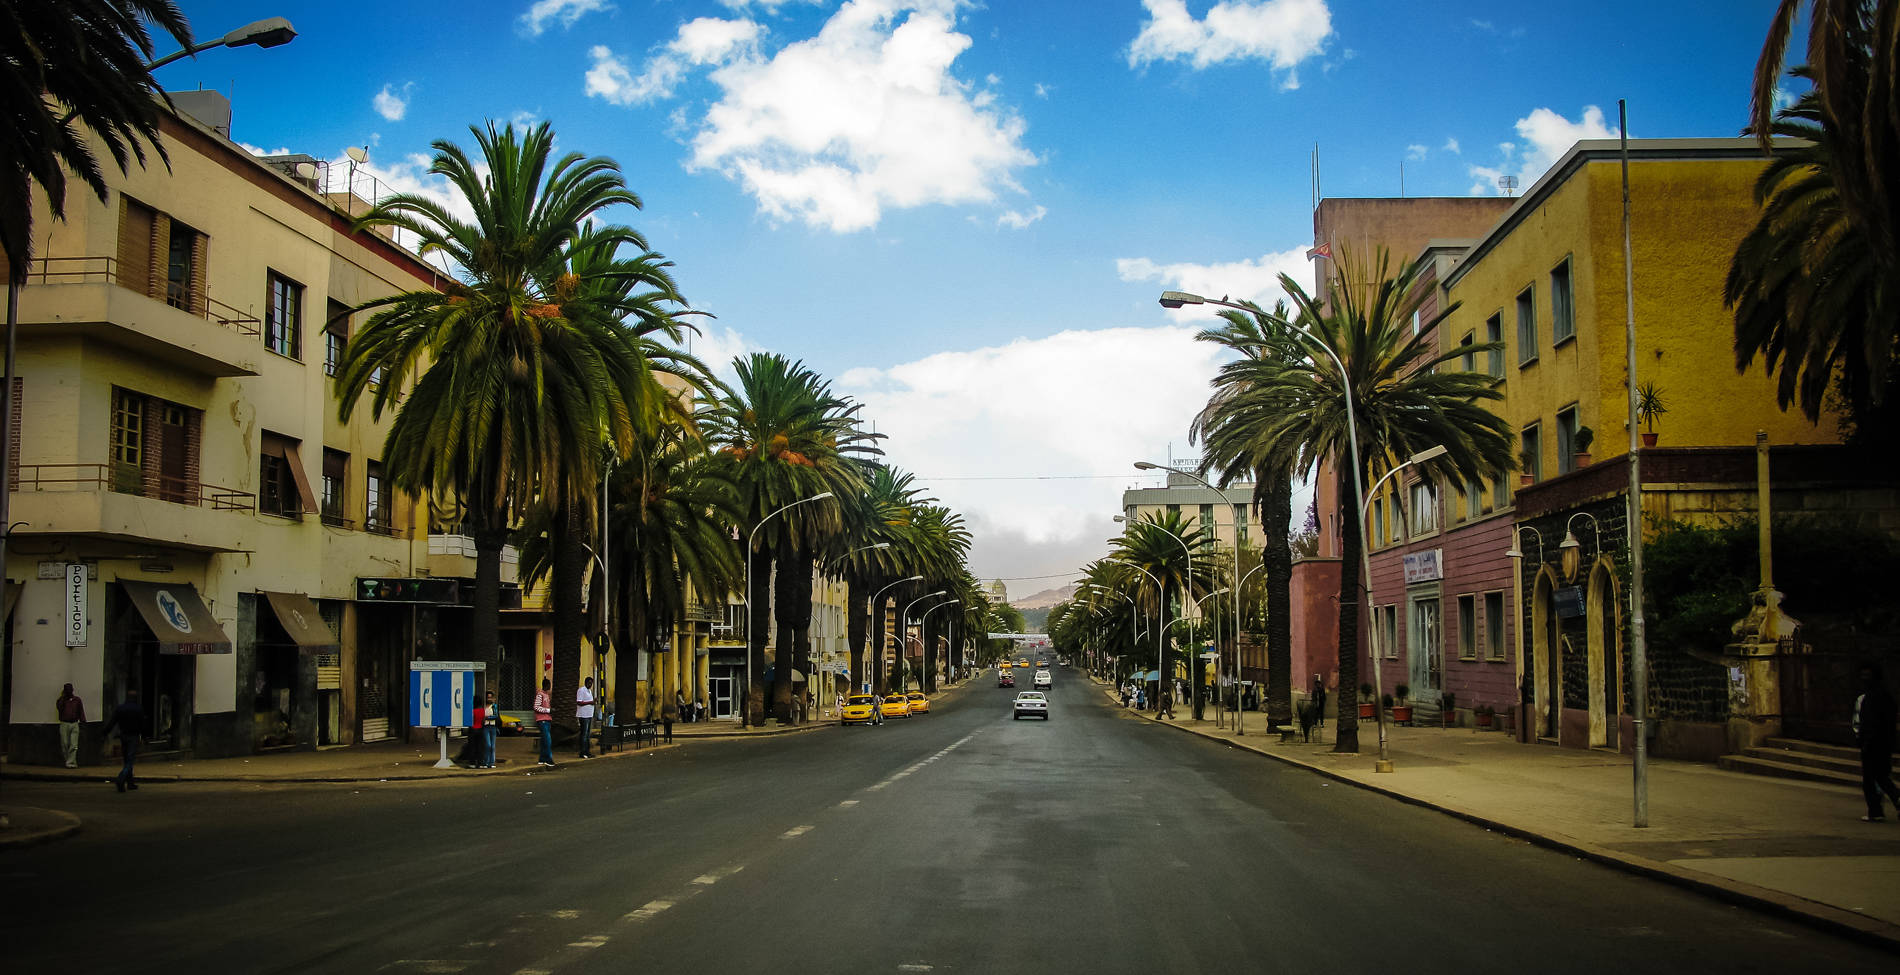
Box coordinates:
[100,688,144,793]
[1159,691,1174,721]
[534,678,555,767]
[1854,662,1899,822]
[1135,687,1146,710]
[675,691,687,724]
[1312,674,1328,728]
[480,690,498,769]
[55,683,85,768]
[576,676,596,759]
[661,703,675,744]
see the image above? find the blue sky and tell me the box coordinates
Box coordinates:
[166,0,1786,594]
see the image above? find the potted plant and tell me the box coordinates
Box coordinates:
[1392,684,1413,725]
[1637,381,1667,447]
[1499,704,1516,734]
[1359,682,1376,719]
[1440,691,1458,727]
[1519,449,1536,486]
[1573,425,1595,467]
[1475,704,1496,729]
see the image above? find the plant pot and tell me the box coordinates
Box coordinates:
[1441,709,1458,728]
[1476,713,1494,729]
[1573,452,1592,468]
[1519,473,1534,486]
[1641,432,1658,447]
[1391,705,1413,725]
[1358,702,1376,719]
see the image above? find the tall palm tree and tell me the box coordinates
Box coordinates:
[1230,250,1515,752]
[705,353,879,723]
[2,0,193,282]
[1192,301,1301,727]
[1109,510,1220,711]
[338,121,657,698]
[1739,3,1900,432]
[906,504,972,692]
[833,463,927,695]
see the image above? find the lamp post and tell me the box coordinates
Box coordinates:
[900,589,949,691]
[1557,512,1602,585]
[1198,586,1230,727]
[146,17,299,70]
[744,492,834,727]
[1136,460,1251,724]
[1505,527,1544,744]
[1232,560,1268,735]
[869,575,925,694]
[1107,558,1166,714]
[1115,511,1203,716]
[917,599,961,692]
[1353,444,1448,772]
[1081,583,1138,683]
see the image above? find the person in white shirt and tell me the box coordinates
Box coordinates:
[576,676,596,759]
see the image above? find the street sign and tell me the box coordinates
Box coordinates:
[1402,549,1443,583]
[409,661,480,728]
[65,563,88,647]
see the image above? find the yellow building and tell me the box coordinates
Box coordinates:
[2,93,516,763]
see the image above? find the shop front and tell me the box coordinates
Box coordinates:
[113,580,233,754]
[246,590,340,751]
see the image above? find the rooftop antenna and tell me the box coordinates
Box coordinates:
[1399,159,1406,198]
[1498,174,1519,197]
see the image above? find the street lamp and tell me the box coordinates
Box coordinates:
[1232,560,1270,736]
[825,541,890,576]
[1080,583,1138,681]
[1558,512,1601,583]
[1354,443,1448,772]
[743,491,834,727]
[1106,558,1166,714]
[147,17,299,71]
[1135,459,1253,727]
[1506,526,1545,744]
[900,590,949,692]
[869,575,925,693]
[1115,511,1204,713]
[917,599,961,692]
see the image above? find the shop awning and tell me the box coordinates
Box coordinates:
[119,580,233,654]
[261,590,338,652]
[3,581,20,622]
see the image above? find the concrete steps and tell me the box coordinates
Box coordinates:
[1716,737,1895,789]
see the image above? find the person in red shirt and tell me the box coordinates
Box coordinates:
[533,678,555,767]
[56,684,86,768]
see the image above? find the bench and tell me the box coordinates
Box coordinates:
[595,720,662,752]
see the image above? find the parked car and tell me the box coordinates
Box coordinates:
[880,694,912,719]
[1033,670,1052,690]
[907,691,930,715]
[841,694,881,726]
[1012,691,1049,720]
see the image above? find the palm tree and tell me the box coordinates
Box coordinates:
[1193,301,1301,727]
[832,463,928,695]
[2,0,193,282]
[1110,510,1220,713]
[337,121,660,703]
[1227,250,1515,752]
[705,353,880,723]
[906,504,972,692]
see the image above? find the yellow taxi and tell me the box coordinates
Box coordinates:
[1037,660,1048,668]
[880,694,913,719]
[1017,658,1030,669]
[841,693,881,726]
[906,691,930,715]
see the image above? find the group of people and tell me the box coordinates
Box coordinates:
[54,683,145,792]
[1116,681,1173,719]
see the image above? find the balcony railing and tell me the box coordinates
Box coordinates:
[15,463,254,510]
[16,256,261,336]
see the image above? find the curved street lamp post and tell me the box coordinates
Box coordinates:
[744,492,834,728]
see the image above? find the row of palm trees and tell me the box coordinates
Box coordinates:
[334,121,988,727]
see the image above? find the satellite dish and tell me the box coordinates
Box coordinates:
[345,146,368,164]
[294,162,319,179]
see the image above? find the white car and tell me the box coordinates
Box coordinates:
[1033,670,1052,689]
[1013,691,1049,720]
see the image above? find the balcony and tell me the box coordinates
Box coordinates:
[425,534,519,585]
[10,463,255,553]
[14,256,262,377]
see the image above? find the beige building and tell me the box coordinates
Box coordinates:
[2,93,518,763]
[1121,465,1266,557]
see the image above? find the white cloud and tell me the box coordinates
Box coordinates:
[1443,136,1460,154]
[1405,143,1427,161]
[591,18,768,105]
[996,205,1046,230]
[1034,82,1051,98]
[1127,0,1333,88]
[718,0,821,10]
[676,0,1037,232]
[239,142,292,157]
[1115,246,1314,322]
[520,0,613,36]
[1466,105,1619,196]
[838,326,1225,580]
[372,83,412,122]
[685,324,760,384]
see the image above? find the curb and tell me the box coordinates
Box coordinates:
[1125,689,1900,955]
[0,807,82,849]
[0,742,685,785]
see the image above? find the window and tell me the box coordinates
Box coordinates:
[365,460,393,534]
[116,196,207,315]
[1412,598,1441,685]
[1485,591,1507,660]
[324,300,350,378]
[1467,477,1483,519]
[1493,476,1508,511]
[1550,259,1575,344]
[1486,313,1504,377]
[1199,503,1215,534]
[1410,480,1438,536]
[1458,594,1477,660]
[1521,423,1542,483]
[321,448,349,526]
[1556,406,1580,475]
[1410,307,1423,335]
[1382,604,1399,659]
[1371,497,1385,548]
[111,388,145,469]
[259,431,315,519]
[164,219,206,313]
[1516,286,1537,365]
[1166,503,1179,519]
[1459,331,1476,373]
[265,272,303,359]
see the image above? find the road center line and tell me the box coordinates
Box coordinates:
[781,825,814,838]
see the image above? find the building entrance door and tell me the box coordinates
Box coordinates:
[1409,595,1442,694]
[710,675,735,719]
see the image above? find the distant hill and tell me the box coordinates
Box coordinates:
[1010,585,1075,610]
[1020,607,1050,631]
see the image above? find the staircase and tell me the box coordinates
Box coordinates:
[1718,737,1898,788]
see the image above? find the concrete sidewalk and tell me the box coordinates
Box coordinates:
[1099,680,1900,951]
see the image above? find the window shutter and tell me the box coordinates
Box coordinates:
[117,197,155,296]
[148,215,170,303]
[189,230,208,316]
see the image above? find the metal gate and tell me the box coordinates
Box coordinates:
[1781,649,1895,745]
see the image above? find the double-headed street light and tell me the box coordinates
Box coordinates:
[1135,460,1252,728]
[899,589,949,690]
[743,491,834,727]
[1106,558,1166,711]
[1355,444,1449,772]
[1232,560,1269,736]
[869,575,926,693]
[916,599,962,692]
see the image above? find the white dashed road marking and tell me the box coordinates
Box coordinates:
[624,900,674,921]
[781,825,814,839]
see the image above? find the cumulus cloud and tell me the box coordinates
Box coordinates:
[1467,105,1619,196]
[520,0,612,36]
[372,83,412,122]
[1443,136,1460,154]
[587,18,767,105]
[996,205,1046,229]
[1115,246,1314,322]
[239,142,292,157]
[1034,82,1051,98]
[837,325,1225,582]
[1128,0,1333,88]
[685,324,761,384]
[1406,143,1427,160]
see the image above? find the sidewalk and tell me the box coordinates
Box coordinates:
[1099,680,1900,951]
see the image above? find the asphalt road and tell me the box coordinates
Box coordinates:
[3,672,1893,974]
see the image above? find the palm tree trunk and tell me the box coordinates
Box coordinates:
[551,508,587,729]
[746,545,771,726]
[471,520,508,673]
[1261,474,1294,727]
[616,566,645,720]
[772,544,807,722]
[789,551,816,724]
[1334,464,1362,754]
[870,590,888,695]
[847,572,869,696]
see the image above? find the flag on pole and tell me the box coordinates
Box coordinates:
[1305,242,1333,260]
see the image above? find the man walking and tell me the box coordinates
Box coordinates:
[55,683,85,768]
[1854,662,1898,822]
[100,689,144,792]
[576,676,596,759]
[534,678,555,767]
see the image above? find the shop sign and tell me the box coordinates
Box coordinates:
[1402,548,1444,584]
[1555,585,1586,619]
[65,563,87,647]
[357,577,461,604]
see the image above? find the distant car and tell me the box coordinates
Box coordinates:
[1036,660,1048,667]
[1017,659,1030,669]
[998,672,1015,687]
[880,694,912,719]
[1033,670,1052,690]
[841,694,881,726]
[907,691,930,715]
[1012,691,1049,720]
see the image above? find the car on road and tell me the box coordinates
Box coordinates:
[880,694,913,719]
[1017,659,1029,669]
[841,694,881,726]
[998,671,1015,688]
[1012,691,1049,720]
[1036,660,1048,668]
[1033,670,1052,689]
[907,691,930,715]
